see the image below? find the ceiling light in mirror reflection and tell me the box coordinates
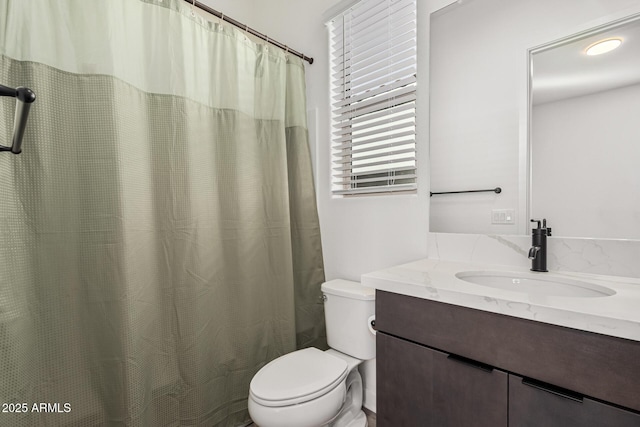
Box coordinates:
[586,38,623,55]
[532,23,640,105]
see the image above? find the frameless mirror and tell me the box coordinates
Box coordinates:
[429,0,640,239]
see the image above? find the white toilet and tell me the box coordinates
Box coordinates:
[248,279,376,427]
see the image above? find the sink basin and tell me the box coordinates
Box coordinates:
[455,271,616,298]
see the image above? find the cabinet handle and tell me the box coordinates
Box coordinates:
[446,353,494,373]
[522,378,583,403]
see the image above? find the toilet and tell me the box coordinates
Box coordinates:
[248,279,376,427]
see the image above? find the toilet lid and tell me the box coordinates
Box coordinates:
[250,348,348,407]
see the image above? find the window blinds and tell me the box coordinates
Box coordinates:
[329,0,417,195]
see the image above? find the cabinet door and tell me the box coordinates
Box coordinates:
[509,374,640,427]
[377,332,508,427]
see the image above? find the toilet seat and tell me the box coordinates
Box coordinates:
[250,348,348,407]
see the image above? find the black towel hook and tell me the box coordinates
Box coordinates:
[0,84,36,155]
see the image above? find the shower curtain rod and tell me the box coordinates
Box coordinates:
[184,0,314,64]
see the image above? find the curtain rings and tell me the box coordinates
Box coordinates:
[190,0,196,17]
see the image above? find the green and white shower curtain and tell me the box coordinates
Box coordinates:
[0,0,326,425]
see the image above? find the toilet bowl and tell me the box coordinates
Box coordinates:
[248,280,375,427]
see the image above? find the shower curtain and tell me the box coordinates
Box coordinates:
[0,0,326,425]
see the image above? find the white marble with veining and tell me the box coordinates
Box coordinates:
[428,232,640,279]
[362,258,640,342]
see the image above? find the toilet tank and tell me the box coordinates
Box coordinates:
[321,280,376,360]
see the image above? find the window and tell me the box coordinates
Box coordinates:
[328,0,417,195]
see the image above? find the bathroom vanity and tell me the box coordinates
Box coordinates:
[363,259,640,426]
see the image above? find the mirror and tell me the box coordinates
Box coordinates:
[530,16,640,239]
[429,0,640,239]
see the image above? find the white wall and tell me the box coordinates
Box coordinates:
[429,0,640,236]
[429,0,522,235]
[532,83,640,239]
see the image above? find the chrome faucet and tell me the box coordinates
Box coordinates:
[529,219,551,272]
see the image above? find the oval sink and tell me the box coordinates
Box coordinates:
[455,271,615,298]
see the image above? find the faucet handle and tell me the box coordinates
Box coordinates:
[531,218,551,233]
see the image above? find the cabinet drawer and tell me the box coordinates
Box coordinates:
[377,332,508,427]
[376,290,640,412]
[509,374,640,426]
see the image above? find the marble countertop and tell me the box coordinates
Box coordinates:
[361,258,640,343]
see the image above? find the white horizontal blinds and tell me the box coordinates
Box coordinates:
[329,0,417,195]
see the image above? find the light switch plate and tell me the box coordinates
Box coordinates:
[492,209,515,224]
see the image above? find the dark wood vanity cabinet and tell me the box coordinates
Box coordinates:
[376,290,640,427]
